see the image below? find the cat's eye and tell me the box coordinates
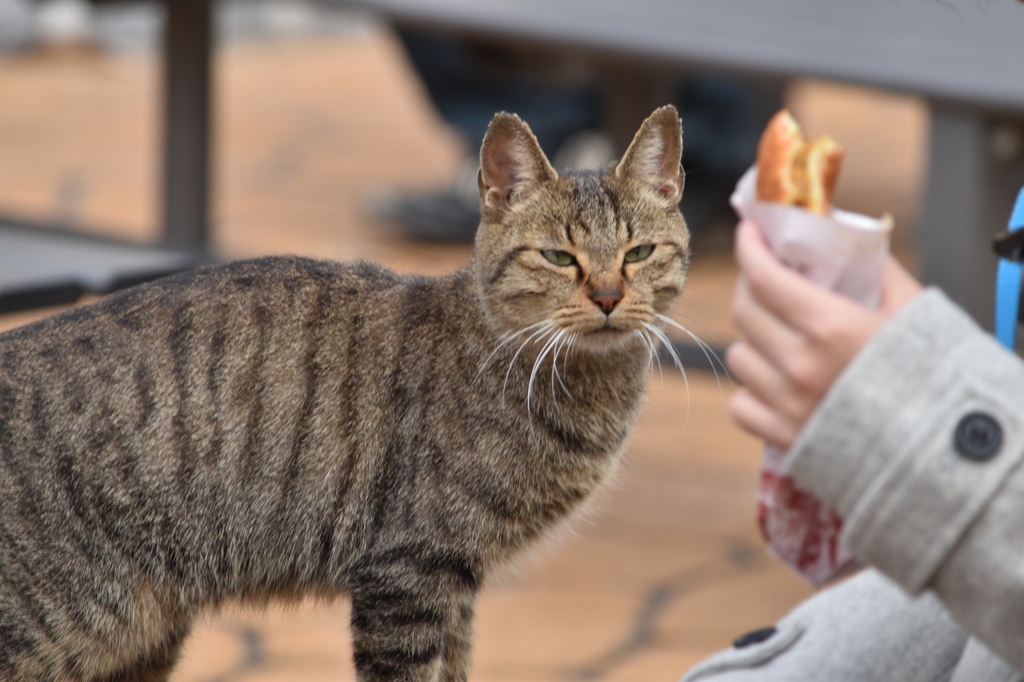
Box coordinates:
[624,244,654,263]
[542,250,576,267]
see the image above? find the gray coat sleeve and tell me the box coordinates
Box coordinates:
[784,287,1024,670]
[680,568,967,682]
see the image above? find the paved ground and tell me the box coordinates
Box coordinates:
[0,26,925,681]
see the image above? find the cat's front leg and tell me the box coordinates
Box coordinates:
[439,594,476,682]
[92,623,190,682]
[350,564,478,682]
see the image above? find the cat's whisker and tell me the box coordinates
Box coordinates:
[640,328,656,370]
[651,330,665,383]
[524,331,560,436]
[669,308,722,346]
[655,313,729,375]
[477,319,551,384]
[634,328,657,391]
[635,328,654,367]
[502,317,551,341]
[478,328,535,385]
[643,321,690,432]
[491,319,546,351]
[559,333,577,401]
[549,330,564,404]
[561,332,577,394]
[654,313,732,397]
[502,319,547,343]
[503,323,556,408]
[642,327,665,388]
[502,327,548,407]
[528,329,563,416]
[649,328,667,407]
[504,324,555,383]
[549,330,575,403]
[638,327,666,409]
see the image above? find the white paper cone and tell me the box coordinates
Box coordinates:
[730,166,893,584]
[730,167,893,308]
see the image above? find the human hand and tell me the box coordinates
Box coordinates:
[725,220,923,449]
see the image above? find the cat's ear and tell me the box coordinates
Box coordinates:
[478,112,558,213]
[614,105,684,202]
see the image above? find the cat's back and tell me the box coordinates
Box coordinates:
[1,257,411,406]
[0,255,401,359]
[0,255,422,463]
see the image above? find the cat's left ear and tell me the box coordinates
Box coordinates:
[615,105,684,203]
[479,112,558,214]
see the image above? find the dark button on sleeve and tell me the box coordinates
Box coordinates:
[954,412,1003,461]
[733,626,777,648]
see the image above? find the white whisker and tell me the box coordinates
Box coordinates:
[647,328,665,386]
[634,328,654,384]
[502,323,555,408]
[670,308,723,348]
[549,329,570,404]
[648,328,665,379]
[643,321,690,433]
[635,328,654,367]
[555,331,576,401]
[528,329,563,416]
[475,319,551,384]
[639,327,665,407]
[560,332,578,399]
[655,313,732,397]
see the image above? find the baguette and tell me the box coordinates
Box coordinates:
[756,109,844,214]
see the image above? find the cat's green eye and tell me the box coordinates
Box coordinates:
[624,244,654,263]
[542,250,576,267]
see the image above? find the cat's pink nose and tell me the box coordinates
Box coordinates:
[590,289,622,313]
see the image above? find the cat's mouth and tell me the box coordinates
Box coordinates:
[587,316,641,334]
[576,320,638,349]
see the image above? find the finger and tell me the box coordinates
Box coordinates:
[728,388,797,450]
[879,255,924,316]
[732,276,805,371]
[725,340,788,407]
[735,220,860,334]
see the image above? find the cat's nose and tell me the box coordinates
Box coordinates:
[590,289,622,313]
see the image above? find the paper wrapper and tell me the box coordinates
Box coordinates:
[730,167,893,585]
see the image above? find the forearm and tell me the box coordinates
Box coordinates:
[785,288,1024,670]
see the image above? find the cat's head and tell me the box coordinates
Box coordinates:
[474,105,690,353]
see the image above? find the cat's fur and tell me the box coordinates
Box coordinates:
[0,106,688,681]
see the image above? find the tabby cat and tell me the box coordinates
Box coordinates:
[0,105,689,681]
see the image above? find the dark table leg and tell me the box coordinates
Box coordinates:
[601,68,676,155]
[160,0,214,253]
[920,104,1024,330]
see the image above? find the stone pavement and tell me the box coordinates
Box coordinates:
[0,23,925,681]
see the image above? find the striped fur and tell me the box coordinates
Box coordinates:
[0,106,688,681]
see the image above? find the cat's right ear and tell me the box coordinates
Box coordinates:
[479,112,558,214]
[615,105,684,203]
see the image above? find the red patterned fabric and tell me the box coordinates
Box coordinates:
[758,445,855,585]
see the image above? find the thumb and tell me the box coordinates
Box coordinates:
[879,255,923,317]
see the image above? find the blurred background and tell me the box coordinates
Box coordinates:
[0,0,1018,680]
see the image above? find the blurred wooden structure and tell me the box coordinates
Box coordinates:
[9,0,1024,325]
[346,0,1024,328]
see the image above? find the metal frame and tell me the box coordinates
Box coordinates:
[160,0,214,253]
